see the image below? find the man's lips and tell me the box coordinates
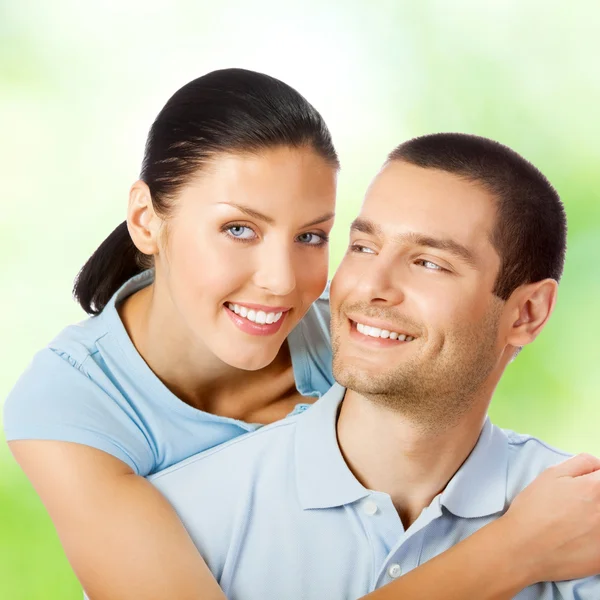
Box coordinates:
[345,314,418,340]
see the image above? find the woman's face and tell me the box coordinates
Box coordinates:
[154,145,337,370]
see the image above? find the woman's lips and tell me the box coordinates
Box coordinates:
[224,303,288,336]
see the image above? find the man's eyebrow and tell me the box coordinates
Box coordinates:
[222,203,335,228]
[350,217,382,237]
[404,233,478,268]
[350,217,478,268]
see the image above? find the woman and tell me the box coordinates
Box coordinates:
[4,68,600,600]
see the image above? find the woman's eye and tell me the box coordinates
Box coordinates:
[297,232,327,246]
[225,225,256,240]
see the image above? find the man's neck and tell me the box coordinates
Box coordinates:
[336,389,489,529]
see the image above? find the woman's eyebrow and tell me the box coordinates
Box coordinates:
[220,203,334,228]
[301,212,335,228]
[221,203,275,224]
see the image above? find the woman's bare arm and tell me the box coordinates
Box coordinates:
[8,440,227,600]
[10,441,600,600]
[364,518,527,600]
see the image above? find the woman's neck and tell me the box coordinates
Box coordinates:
[118,284,305,423]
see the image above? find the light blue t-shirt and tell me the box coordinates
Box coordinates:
[150,383,600,600]
[3,270,334,475]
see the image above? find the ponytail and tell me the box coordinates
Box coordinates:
[73,221,146,315]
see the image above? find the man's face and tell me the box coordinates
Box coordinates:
[330,160,506,426]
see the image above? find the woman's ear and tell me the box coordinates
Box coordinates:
[505,279,558,348]
[127,180,162,256]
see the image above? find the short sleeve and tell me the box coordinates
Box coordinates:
[297,283,334,396]
[553,576,600,599]
[3,348,154,475]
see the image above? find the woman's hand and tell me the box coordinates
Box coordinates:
[502,452,600,584]
[363,452,600,600]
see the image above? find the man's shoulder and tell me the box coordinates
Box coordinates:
[503,427,572,463]
[149,413,300,486]
[499,425,573,499]
[147,411,304,566]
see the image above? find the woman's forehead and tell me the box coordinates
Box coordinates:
[177,148,338,210]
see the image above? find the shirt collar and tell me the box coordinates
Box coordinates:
[108,269,155,310]
[295,383,370,509]
[295,385,509,516]
[439,417,509,518]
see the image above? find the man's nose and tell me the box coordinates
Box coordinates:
[354,254,406,306]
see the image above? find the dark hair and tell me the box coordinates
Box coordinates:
[74,68,339,315]
[388,133,567,300]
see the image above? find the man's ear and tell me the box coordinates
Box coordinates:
[127,180,162,256]
[505,279,558,348]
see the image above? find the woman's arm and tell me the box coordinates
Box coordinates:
[363,453,600,600]
[10,441,600,600]
[364,518,527,600]
[8,440,227,600]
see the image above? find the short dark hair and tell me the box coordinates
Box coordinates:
[388,133,566,300]
[74,68,339,315]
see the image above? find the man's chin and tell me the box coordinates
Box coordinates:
[333,362,394,395]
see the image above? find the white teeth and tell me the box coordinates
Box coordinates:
[354,321,413,342]
[226,303,284,325]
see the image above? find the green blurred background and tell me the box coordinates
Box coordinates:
[1,1,599,598]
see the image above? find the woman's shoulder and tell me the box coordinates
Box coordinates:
[42,309,112,368]
[288,283,334,398]
[3,306,263,476]
[3,339,156,474]
[3,295,159,467]
[303,281,331,335]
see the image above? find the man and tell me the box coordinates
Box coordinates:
[150,133,599,599]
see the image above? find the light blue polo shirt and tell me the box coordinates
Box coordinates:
[3,270,334,476]
[150,383,600,600]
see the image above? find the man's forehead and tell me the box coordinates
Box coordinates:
[366,160,491,200]
[360,160,497,245]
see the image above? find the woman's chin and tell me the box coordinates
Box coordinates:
[219,347,279,372]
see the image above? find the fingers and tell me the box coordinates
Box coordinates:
[550,453,600,478]
[577,467,600,486]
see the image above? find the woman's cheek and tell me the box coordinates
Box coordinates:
[298,254,329,298]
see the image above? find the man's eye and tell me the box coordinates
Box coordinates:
[417,259,443,270]
[350,244,375,254]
